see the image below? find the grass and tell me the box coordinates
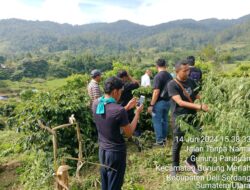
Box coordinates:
[32,78,67,90]
[0,129,206,190]
[220,63,237,72]
[0,130,54,190]
[0,131,25,164]
[0,78,67,97]
[0,130,26,190]
[68,139,209,190]
[1,123,249,190]
[218,42,249,51]
[123,140,208,190]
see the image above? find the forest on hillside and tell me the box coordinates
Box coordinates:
[0,15,250,56]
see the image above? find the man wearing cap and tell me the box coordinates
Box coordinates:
[88,69,102,106]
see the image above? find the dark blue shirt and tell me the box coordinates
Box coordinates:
[189,67,202,83]
[92,100,129,152]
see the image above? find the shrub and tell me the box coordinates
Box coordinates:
[8,74,97,158]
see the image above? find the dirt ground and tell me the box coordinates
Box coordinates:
[0,160,22,190]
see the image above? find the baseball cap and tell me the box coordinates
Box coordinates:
[90,69,101,78]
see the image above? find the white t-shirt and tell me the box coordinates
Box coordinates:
[141,74,151,87]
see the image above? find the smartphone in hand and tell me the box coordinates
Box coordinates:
[137,95,145,106]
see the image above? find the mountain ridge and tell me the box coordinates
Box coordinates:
[0,14,250,55]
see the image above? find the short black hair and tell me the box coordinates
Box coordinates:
[117,70,128,78]
[156,59,167,67]
[104,76,124,94]
[175,59,189,71]
[187,56,195,66]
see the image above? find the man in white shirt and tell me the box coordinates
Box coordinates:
[141,69,152,87]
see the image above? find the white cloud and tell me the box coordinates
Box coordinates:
[0,0,38,21]
[0,0,90,24]
[131,0,250,25]
[38,0,86,24]
[0,0,250,25]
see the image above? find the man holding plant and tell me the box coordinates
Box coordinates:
[167,59,209,176]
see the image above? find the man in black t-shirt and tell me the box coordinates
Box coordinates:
[92,76,143,190]
[148,59,173,145]
[167,59,209,176]
[117,70,140,135]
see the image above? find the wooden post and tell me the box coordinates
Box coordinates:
[38,120,74,190]
[38,120,58,170]
[75,122,84,179]
[52,133,58,170]
[38,116,87,189]
[55,165,70,190]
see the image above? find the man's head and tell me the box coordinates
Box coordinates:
[156,59,167,71]
[91,69,102,82]
[104,76,124,101]
[175,59,190,81]
[117,70,129,81]
[187,56,195,66]
[145,69,152,76]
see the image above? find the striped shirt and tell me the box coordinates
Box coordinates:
[88,79,102,103]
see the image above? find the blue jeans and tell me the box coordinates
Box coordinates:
[152,100,170,143]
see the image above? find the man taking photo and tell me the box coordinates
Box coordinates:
[92,76,143,190]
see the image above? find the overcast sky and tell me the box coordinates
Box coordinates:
[0,0,250,26]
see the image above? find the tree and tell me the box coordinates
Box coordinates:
[218,53,233,64]
[22,59,49,78]
[0,56,5,64]
[0,68,14,80]
[48,64,72,78]
[200,45,216,61]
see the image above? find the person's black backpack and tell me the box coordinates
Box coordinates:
[189,67,202,83]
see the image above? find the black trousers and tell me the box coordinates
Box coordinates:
[172,114,200,167]
[99,149,126,190]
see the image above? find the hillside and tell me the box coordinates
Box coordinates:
[0,15,250,55]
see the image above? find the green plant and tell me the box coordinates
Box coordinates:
[19,150,54,190]
[194,74,250,187]
[8,74,97,157]
[133,87,153,131]
[20,89,37,101]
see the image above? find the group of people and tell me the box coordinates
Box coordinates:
[87,56,208,190]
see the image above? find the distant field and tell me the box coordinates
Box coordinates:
[235,60,250,64]
[220,60,250,72]
[221,63,237,72]
[219,42,249,50]
[32,78,67,90]
[0,78,67,97]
